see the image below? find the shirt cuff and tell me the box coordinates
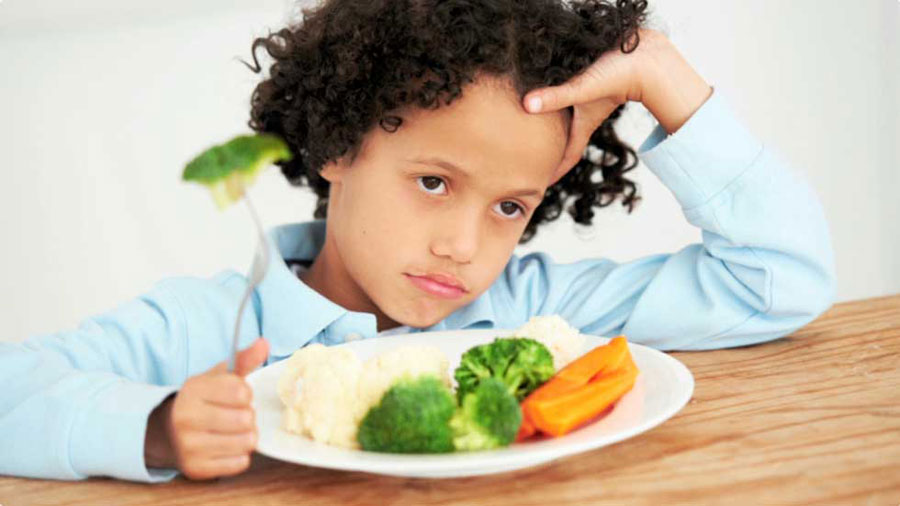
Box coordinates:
[69,380,180,482]
[637,89,764,211]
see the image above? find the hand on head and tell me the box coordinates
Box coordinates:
[523,29,710,179]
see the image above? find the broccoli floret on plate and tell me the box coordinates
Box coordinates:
[454,337,555,403]
[450,377,522,451]
[357,375,456,453]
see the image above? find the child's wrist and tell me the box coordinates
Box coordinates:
[636,33,713,134]
[144,394,177,469]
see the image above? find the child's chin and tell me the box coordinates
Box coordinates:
[393,305,454,330]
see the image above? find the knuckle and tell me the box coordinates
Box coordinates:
[171,408,190,430]
[225,376,251,403]
[181,461,205,480]
[184,375,205,390]
[238,409,254,429]
[180,435,201,456]
[217,456,250,478]
[240,383,253,403]
[224,409,249,430]
[546,87,564,107]
[212,374,234,390]
[235,455,251,472]
[245,431,258,451]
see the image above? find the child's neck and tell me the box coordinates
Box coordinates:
[298,235,401,333]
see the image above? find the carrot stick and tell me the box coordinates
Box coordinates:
[526,375,582,402]
[527,367,638,437]
[521,336,639,438]
[523,336,628,409]
[555,336,629,384]
[515,409,537,441]
[591,342,637,382]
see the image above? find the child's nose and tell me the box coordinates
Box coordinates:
[429,210,480,264]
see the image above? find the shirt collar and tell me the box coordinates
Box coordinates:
[256,220,351,358]
[255,220,498,358]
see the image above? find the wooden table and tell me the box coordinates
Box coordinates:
[2,295,898,505]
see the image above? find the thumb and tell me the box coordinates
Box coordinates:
[234,337,270,377]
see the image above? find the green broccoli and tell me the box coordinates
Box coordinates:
[182,133,292,209]
[450,377,522,451]
[357,375,456,453]
[454,337,555,403]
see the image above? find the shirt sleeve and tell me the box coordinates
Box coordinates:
[492,90,836,350]
[0,270,257,482]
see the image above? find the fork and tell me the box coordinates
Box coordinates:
[228,190,270,373]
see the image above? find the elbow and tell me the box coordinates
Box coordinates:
[801,267,836,323]
[802,239,838,322]
[767,254,837,327]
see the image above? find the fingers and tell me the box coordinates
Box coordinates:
[554,108,596,178]
[525,45,637,114]
[169,351,266,481]
[235,338,270,377]
[179,430,257,459]
[525,81,578,114]
[192,373,253,407]
[200,405,255,434]
[181,455,252,481]
[208,337,269,376]
[550,99,621,179]
[525,66,603,113]
[174,404,255,434]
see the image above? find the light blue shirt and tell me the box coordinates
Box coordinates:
[0,91,836,482]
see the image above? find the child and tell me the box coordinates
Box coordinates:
[0,0,835,483]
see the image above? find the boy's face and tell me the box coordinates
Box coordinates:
[319,75,569,329]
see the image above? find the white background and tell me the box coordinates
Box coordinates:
[1,0,897,342]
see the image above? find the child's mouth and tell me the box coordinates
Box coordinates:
[404,273,467,299]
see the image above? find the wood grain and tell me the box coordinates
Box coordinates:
[2,295,898,506]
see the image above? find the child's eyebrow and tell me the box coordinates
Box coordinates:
[406,156,545,199]
[407,156,471,178]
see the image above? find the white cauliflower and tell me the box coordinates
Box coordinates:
[277,343,449,449]
[277,344,363,448]
[513,315,586,370]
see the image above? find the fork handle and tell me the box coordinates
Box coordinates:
[228,284,255,372]
[229,192,268,373]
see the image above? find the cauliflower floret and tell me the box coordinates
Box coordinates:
[278,344,363,449]
[277,343,450,449]
[513,315,586,370]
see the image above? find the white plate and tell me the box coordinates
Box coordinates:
[246,329,694,478]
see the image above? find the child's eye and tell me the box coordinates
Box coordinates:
[417,176,447,195]
[493,201,524,219]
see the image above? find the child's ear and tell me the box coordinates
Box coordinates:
[319,155,351,183]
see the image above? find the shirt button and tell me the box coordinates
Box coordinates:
[344,332,362,342]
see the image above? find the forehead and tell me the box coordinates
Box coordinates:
[361,75,569,189]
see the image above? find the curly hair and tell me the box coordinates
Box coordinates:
[245,0,647,243]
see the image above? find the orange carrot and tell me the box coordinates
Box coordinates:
[590,342,637,382]
[523,336,628,410]
[522,337,639,438]
[526,375,581,403]
[556,336,629,384]
[527,367,638,437]
[515,409,537,441]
